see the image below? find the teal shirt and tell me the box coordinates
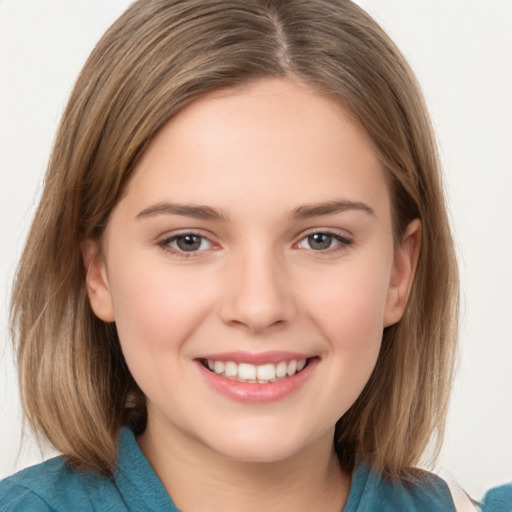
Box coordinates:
[0,428,456,511]
[481,483,512,512]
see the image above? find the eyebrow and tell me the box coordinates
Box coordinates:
[136,202,228,221]
[292,200,375,219]
[135,199,374,222]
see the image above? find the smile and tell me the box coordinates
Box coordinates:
[202,358,308,384]
[197,354,319,403]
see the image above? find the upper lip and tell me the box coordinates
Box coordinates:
[196,351,316,365]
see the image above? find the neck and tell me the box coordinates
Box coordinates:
[138,421,351,512]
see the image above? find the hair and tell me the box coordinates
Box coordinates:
[11,0,458,478]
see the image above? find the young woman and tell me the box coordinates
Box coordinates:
[0,1,478,510]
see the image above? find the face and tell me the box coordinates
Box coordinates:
[85,78,419,464]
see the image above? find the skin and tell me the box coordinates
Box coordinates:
[85,78,420,512]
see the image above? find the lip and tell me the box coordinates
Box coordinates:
[195,354,319,403]
[197,350,314,365]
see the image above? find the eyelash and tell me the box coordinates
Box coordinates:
[296,230,353,254]
[157,231,214,259]
[157,229,353,259]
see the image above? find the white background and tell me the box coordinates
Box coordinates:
[0,0,510,500]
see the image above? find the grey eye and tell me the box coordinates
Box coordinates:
[173,234,208,252]
[304,233,334,250]
[297,232,352,252]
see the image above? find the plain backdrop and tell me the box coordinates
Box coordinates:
[0,0,511,500]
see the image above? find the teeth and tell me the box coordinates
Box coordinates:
[224,361,238,377]
[238,363,256,380]
[276,361,287,378]
[287,360,297,376]
[205,358,308,383]
[257,363,276,381]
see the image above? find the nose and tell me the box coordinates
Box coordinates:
[218,247,297,334]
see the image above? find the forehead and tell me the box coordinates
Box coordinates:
[122,78,390,219]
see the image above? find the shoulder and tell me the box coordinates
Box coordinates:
[0,467,54,512]
[345,463,475,512]
[0,457,69,512]
[0,457,123,512]
[481,482,512,512]
[0,428,177,512]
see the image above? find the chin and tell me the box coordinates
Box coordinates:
[215,445,302,465]
[201,424,328,465]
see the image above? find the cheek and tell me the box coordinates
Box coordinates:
[298,254,392,395]
[106,260,219,410]
[301,259,391,345]
[301,264,390,412]
[106,258,213,359]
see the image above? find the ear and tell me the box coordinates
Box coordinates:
[82,239,115,322]
[383,219,421,327]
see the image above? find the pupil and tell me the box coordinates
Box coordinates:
[309,233,332,250]
[177,235,201,251]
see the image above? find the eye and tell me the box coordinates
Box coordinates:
[160,233,213,253]
[297,232,352,251]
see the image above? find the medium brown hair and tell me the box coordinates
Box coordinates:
[11,0,458,477]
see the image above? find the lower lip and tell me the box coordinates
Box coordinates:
[196,358,318,403]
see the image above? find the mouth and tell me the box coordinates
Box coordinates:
[199,357,313,384]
